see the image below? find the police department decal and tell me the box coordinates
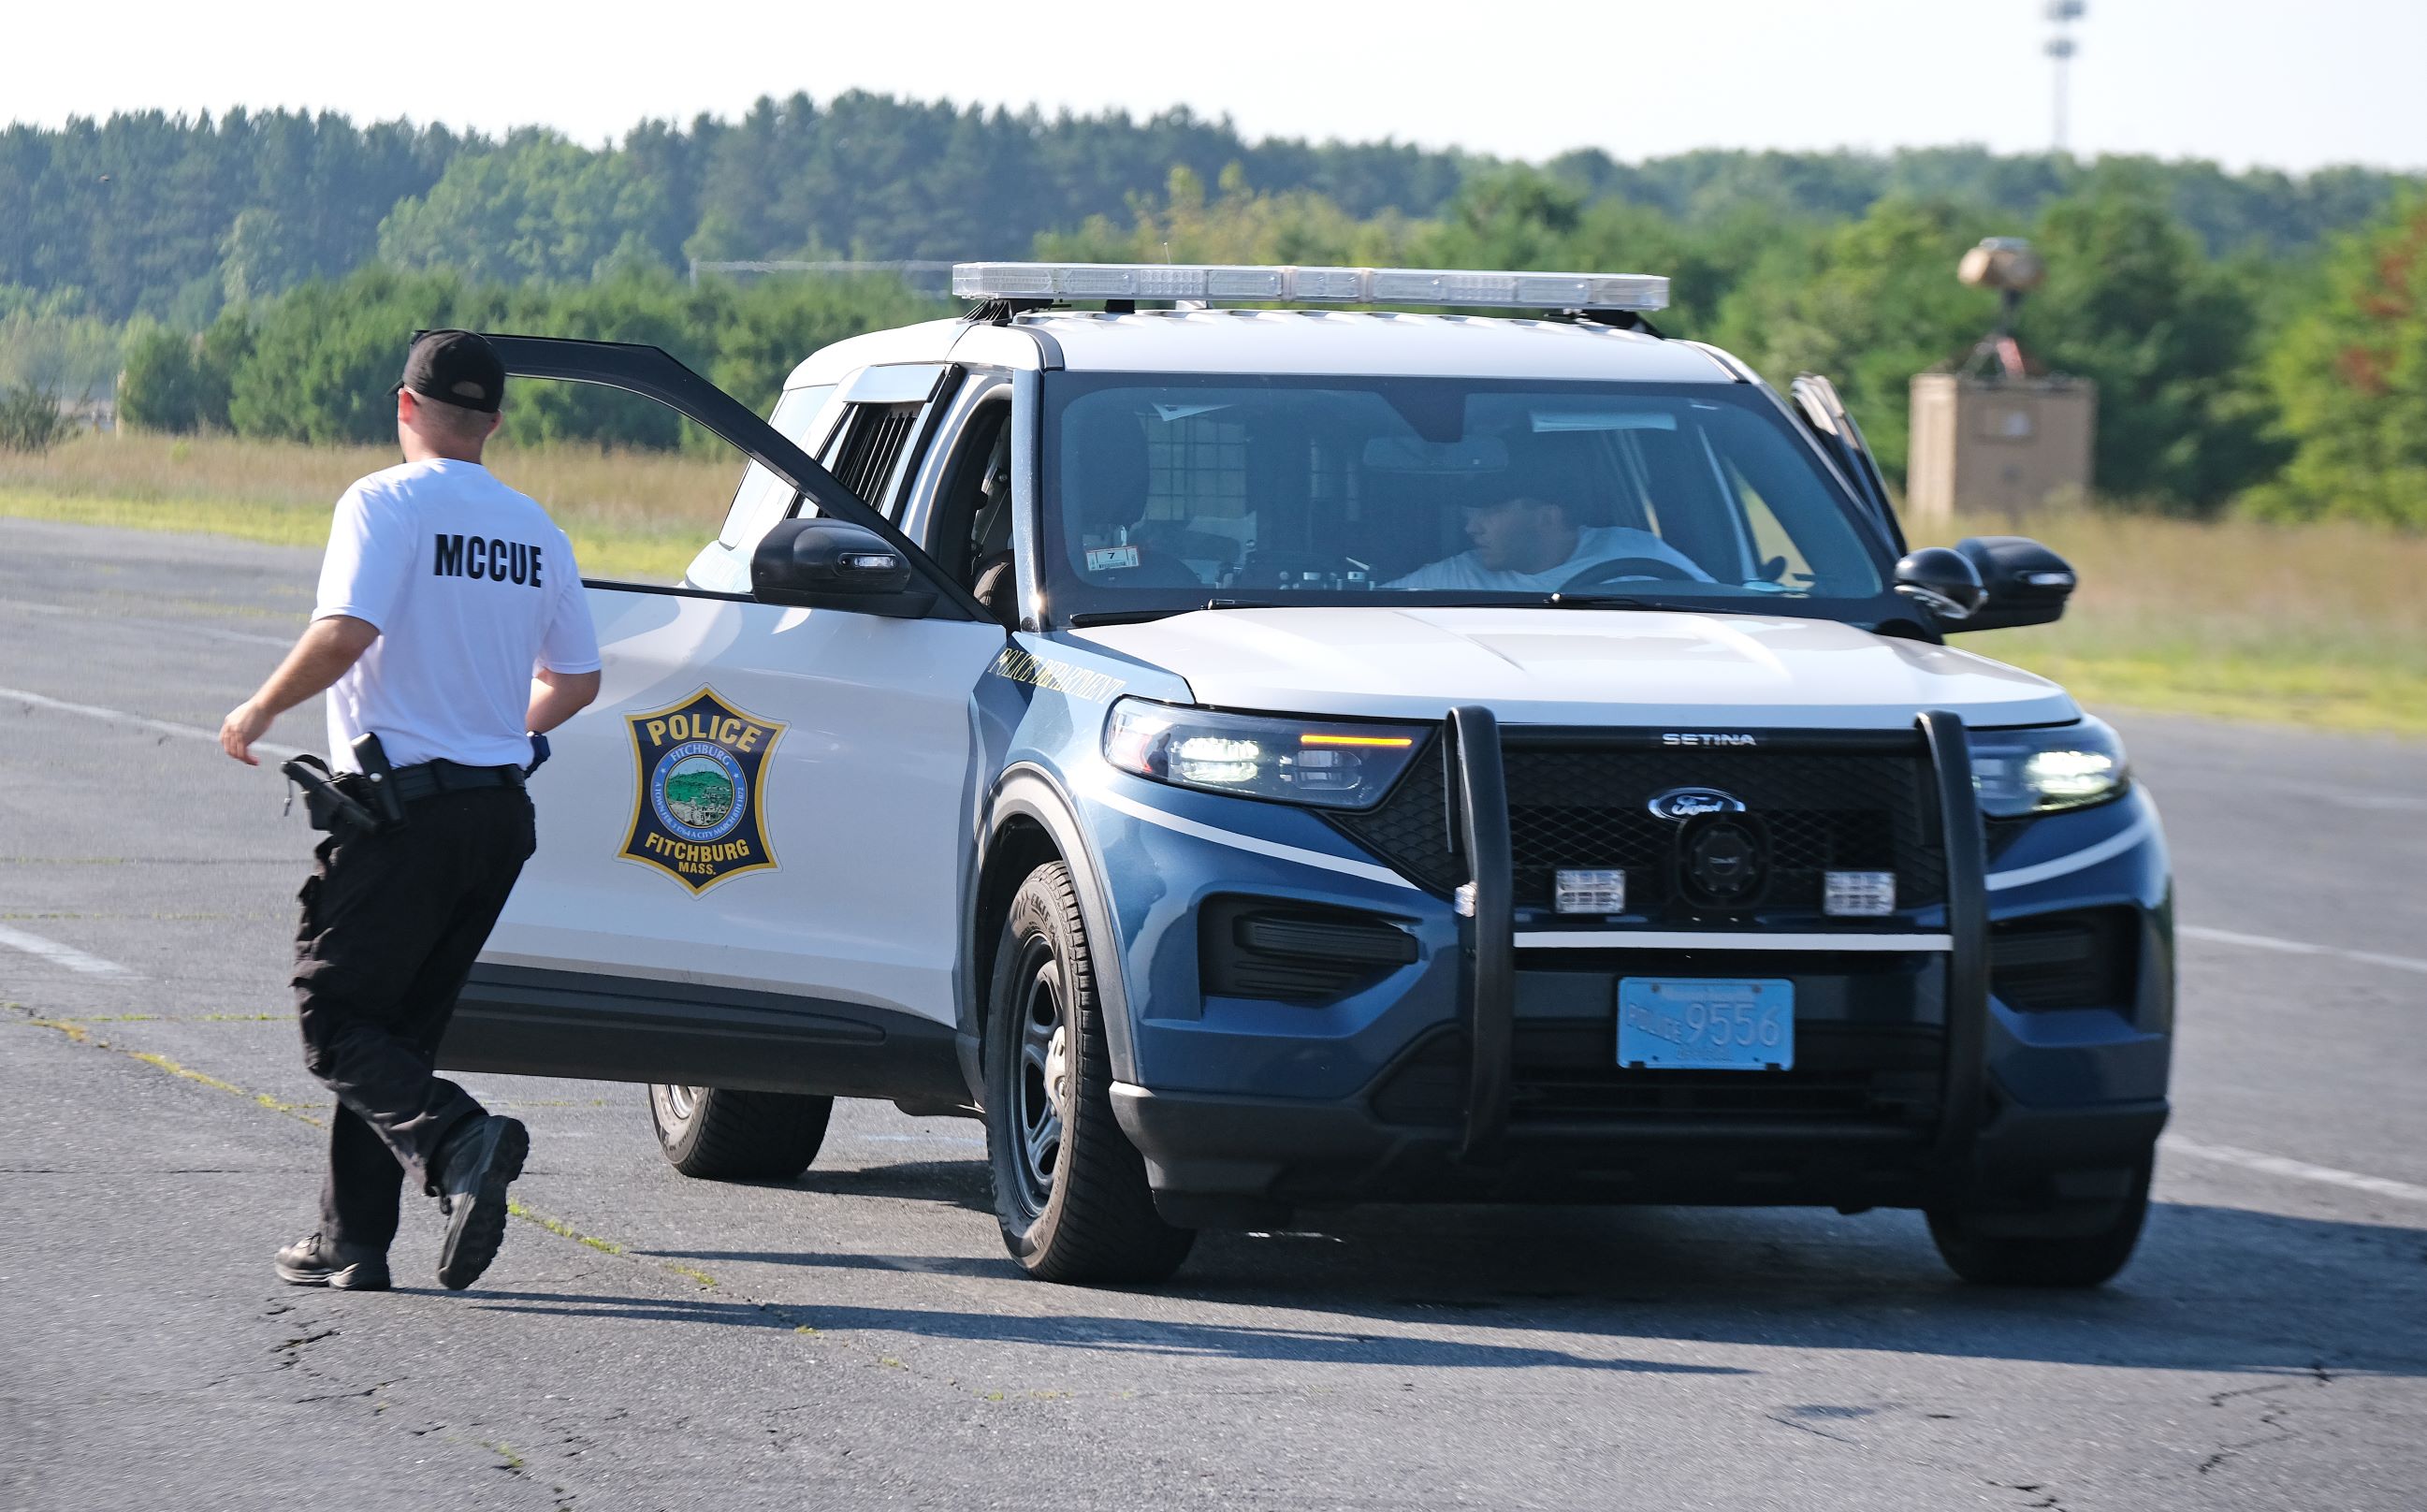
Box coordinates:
[620,689,783,894]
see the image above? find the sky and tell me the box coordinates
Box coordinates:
[11,0,2424,174]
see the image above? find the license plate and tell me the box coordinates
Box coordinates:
[1618,978,1795,1070]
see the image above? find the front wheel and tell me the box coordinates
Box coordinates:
[647,1084,833,1181]
[1926,1151,2154,1287]
[984,861,1194,1285]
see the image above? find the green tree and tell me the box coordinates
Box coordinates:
[1708,197,1992,477]
[118,324,205,431]
[2023,180,2288,511]
[2249,195,2427,525]
[227,268,479,443]
[213,262,946,449]
[192,309,254,430]
[0,384,66,452]
[376,133,673,284]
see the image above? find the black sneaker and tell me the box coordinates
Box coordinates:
[275,1232,391,1290]
[434,1115,529,1290]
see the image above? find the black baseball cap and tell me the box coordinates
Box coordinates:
[398,329,505,414]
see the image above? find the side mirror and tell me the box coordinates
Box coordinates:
[1954,535,2076,632]
[1893,546,1986,623]
[750,517,934,618]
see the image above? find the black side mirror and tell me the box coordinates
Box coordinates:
[1954,535,2076,632]
[1893,546,1986,624]
[751,517,934,618]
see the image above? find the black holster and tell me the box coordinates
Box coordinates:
[350,733,409,830]
[282,756,383,836]
[283,732,408,838]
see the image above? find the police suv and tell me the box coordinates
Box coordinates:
[443,262,2172,1287]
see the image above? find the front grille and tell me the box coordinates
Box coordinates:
[1370,1024,1943,1128]
[1329,737,1464,894]
[1329,734,1946,917]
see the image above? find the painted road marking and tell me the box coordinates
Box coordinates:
[2162,1134,2427,1206]
[0,685,306,762]
[2311,788,2427,815]
[0,924,135,978]
[3,599,298,648]
[2179,923,2427,978]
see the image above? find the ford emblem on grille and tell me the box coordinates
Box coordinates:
[1647,786,1748,822]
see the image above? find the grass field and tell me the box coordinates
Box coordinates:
[0,431,724,584]
[7,430,2422,735]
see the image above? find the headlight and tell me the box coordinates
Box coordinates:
[1968,717,2130,817]
[1102,698,1429,810]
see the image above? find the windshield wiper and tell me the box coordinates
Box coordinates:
[1067,598,1278,628]
[1547,592,1657,609]
[1546,592,1766,616]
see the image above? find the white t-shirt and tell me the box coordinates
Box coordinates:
[1384,525,1712,593]
[314,458,601,771]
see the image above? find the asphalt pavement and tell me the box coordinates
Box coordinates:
[3,516,2421,1511]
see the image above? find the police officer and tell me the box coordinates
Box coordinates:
[218,330,602,1292]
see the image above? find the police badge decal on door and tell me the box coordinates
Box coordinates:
[619,688,785,894]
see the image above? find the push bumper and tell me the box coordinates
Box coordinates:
[1112,1081,2169,1227]
[1108,708,2170,1228]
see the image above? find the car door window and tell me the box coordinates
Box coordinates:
[683,384,838,594]
[717,385,836,550]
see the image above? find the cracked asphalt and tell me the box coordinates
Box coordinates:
[3,517,2423,1510]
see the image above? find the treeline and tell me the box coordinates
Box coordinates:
[117,269,945,450]
[111,161,2426,526]
[6,95,2418,324]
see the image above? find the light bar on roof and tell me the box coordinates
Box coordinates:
[952,262,1669,313]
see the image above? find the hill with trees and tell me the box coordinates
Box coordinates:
[6,94,2420,524]
[5,94,2414,323]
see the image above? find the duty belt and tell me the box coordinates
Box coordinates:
[384,759,528,804]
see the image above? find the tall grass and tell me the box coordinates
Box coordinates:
[0,429,729,582]
[1918,510,2427,735]
[7,431,2421,734]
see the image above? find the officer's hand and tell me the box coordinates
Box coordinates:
[219,701,272,765]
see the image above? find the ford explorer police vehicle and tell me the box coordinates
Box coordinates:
[441,261,2171,1287]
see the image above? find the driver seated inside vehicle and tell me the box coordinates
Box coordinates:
[1384,487,1710,592]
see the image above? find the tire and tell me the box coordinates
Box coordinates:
[1926,1150,2154,1287]
[984,861,1195,1285]
[647,1083,833,1181]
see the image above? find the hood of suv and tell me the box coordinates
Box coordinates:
[1068,606,2078,729]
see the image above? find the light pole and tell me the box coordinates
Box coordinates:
[2045,1,2086,154]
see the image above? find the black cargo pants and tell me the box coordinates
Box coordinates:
[292,786,536,1255]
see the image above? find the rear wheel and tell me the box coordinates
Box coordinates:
[647,1083,833,1181]
[985,861,1194,1285]
[1926,1151,2153,1287]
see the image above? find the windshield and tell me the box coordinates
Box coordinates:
[1041,374,1893,623]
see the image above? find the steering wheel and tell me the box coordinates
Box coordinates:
[1559,556,1698,591]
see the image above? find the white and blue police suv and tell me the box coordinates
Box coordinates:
[443,262,2170,1287]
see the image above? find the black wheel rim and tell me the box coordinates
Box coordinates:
[1010,938,1069,1216]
